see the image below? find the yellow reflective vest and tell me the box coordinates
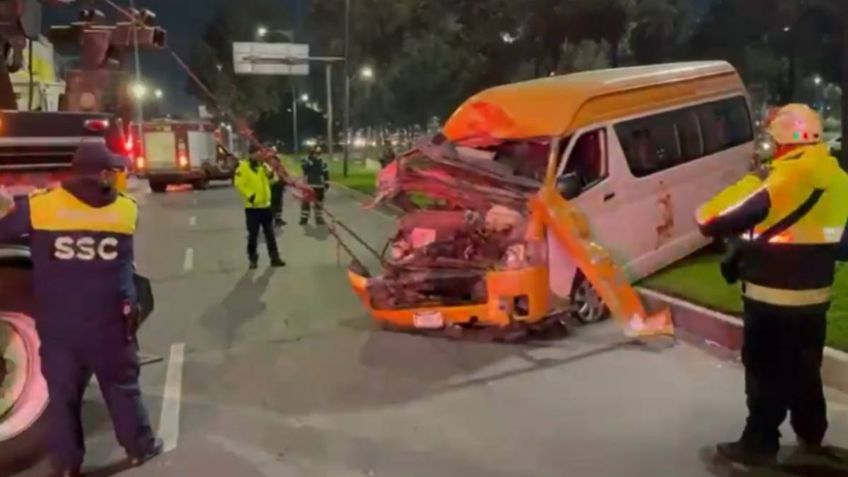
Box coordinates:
[234,160,276,209]
[696,144,848,306]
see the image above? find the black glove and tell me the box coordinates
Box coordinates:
[720,240,742,285]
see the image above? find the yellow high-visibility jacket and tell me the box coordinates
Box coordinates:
[234,160,276,209]
[696,144,848,307]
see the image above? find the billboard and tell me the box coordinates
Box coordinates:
[233,42,309,76]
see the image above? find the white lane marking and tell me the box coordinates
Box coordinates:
[158,343,185,453]
[189,216,197,227]
[183,248,194,272]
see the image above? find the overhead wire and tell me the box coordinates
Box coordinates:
[98,0,385,268]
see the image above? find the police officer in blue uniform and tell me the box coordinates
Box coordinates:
[0,143,162,477]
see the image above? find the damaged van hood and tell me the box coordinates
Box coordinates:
[373,139,540,210]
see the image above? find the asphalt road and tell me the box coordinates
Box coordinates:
[8,182,848,477]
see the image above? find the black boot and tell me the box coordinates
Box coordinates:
[129,437,164,467]
[716,441,777,467]
[270,257,286,268]
[249,259,258,270]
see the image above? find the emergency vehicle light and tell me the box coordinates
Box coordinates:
[136,156,146,169]
[84,119,110,133]
[178,155,189,168]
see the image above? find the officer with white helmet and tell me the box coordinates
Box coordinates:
[697,104,848,466]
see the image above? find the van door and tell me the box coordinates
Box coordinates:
[556,126,662,280]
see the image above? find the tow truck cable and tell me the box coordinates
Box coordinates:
[99,0,389,274]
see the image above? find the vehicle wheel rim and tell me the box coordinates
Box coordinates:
[0,312,48,442]
[574,281,605,323]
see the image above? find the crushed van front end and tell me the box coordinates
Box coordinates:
[347,140,558,333]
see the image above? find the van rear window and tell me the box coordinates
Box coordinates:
[615,96,752,178]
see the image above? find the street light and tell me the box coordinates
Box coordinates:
[257,26,268,38]
[154,88,163,99]
[359,66,374,80]
[130,82,148,100]
[814,75,823,86]
[300,93,310,102]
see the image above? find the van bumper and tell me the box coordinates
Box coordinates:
[347,265,552,329]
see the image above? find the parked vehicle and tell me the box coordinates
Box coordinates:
[349,61,752,334]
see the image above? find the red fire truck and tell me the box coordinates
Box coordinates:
[133,119,237,193]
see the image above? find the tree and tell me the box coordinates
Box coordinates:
[185,0,290,122]
[564,0,631,67]
[628,0,692,65]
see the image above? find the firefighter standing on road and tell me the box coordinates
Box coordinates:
[697,104,848,466]
[0,143,163,477]
[234,146,286,269]
[300,147,329,226]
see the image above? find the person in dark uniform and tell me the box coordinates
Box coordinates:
[300,147,329,226]
[697,104,848,467]
[234,146,285,269]
[0,143,163,477]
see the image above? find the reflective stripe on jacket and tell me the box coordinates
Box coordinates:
[696,144,848,305]
[234,160,274,208]
[0,187,138,335]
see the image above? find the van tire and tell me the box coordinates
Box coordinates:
[149,180,167,194]
[0,266,49,471]
[570,274,610,324]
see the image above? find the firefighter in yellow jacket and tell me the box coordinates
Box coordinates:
[697,104,848,466]
[234,146,285,269]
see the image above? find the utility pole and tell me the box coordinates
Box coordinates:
[841,2,848,169]
[326,63,334,160]
[343,0,351,177]
[129,0,143,126]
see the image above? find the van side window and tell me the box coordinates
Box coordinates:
[564,129,606,187]
[676,109,704,161]
[615,113,681,178]
[615,95,752,177]
[699,97,752,154]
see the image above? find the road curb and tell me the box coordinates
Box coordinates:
[638,287,848,393]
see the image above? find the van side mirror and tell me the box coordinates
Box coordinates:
[557,173,583,200]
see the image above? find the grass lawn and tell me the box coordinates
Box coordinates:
[282,154,379,195]
[641,253,848,352]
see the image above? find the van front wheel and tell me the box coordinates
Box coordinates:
[570,275,609,324]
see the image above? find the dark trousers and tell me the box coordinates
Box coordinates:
[270,183,284,223]
[300,187,325,223]
[740,299,828,453]
[40,327,155,469]
[246,208,279,262]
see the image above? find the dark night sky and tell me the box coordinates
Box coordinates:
[43,0,301,116]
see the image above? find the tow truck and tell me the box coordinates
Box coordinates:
[0,1,164,466]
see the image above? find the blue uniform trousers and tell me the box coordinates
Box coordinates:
[39,324,154,469]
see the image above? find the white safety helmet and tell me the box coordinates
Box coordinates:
[766,103,823,145]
